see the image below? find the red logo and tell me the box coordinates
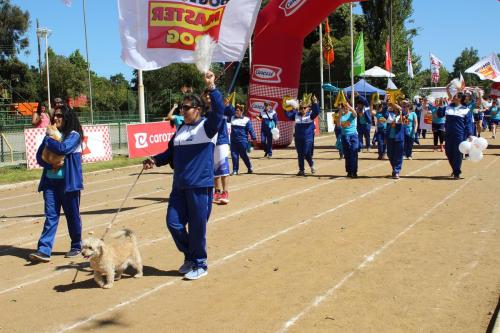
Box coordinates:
[127,122,176,158]
[252,64,282,84]
[248,98,279,117]
[279,0,307,16]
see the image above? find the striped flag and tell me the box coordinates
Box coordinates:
[323,18,334,65]
[407,47,414,79]
[430,53,443,84]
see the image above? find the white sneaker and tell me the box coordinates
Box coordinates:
[184,267,208,280]
[178,261,193,274]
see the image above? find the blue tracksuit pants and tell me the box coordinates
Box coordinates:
[167,187,213,270]
[387,138,404,174]
[231,141,252,172]
[335,126,344,157]
[445,135,463,177]
[404,134,414,158]
[342,134,359,174]
[295,138,314,171]
[375,129,386,157]
[261,128,273,156]
[358,124,371,150]
[37,178,82,256]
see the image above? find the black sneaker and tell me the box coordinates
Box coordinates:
[231,170,238,176]
[352,173,358,178]
[347,172,352,178]
[65,249,81,258]
[29,252,50,263]
[296,170,305,176]
[247,169,253,174]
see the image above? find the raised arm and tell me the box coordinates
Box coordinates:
[203,71,225,138]
[310,95,320,120]
[284,109,297,121]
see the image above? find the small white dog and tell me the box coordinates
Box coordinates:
[81,229,143,289]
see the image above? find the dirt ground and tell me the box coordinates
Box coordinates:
[0,133,498,333]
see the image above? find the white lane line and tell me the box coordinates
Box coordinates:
[277,176,475,333]
[51,160,438,333]
[0,153,356,294]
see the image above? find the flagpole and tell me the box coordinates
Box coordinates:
[429,51,432,87]
[350,2,354,107]
[82,0,94,123]
[319,23,325,114]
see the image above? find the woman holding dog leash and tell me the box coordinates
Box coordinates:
[29,105,84,263]
[143,70,224,280]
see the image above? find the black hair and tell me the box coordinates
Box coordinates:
[36,101,44,114]
[455,92,467,105]
[58,105,83,142]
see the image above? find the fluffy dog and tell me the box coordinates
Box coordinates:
[81,229,143,289]
[42,124,64,170]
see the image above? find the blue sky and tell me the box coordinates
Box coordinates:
[12,0,500,82]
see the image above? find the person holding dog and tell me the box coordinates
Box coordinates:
[143,70,224,280]
[284,95,319,176]
[29,105,84,263]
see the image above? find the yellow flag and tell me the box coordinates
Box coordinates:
[386,89,403,104]
[226,92,236,107]
[334,90,347,108]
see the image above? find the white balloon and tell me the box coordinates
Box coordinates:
[458,141,472,154]
[476,137,488,151]
[469,148,483,162]
[271,127,280,140]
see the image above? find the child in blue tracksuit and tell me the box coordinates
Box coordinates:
[29,106,84,263]
[373,102,389,160]
[429,99,446,151]
[213,102,235,205]
[356,94,372,152]
[230,104,257,175]
[258,103,278,158]
[386,102,405,179]
[443,88,472,179]
[285,96,320,176]
[402,101,418,159]
[336,102,358,178]
[144,71,224,280]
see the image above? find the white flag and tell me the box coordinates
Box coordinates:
[407,47,414,79]
[118,0,262,70]
[465,53,500,82]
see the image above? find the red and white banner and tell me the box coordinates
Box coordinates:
[127,121,176,158]
[24,125,112,169]
[430,53,443,84]
[117,0,261,70]
[465,53,500,83]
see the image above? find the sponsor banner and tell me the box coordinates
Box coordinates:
[127,121,176,158]
[118,0,261,70]
[24,125,112,170]
[252,64,282,84]
[248,98,279,117]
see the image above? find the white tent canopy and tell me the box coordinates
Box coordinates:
[362,66,395,78]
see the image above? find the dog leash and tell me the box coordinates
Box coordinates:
[100,166,145,241]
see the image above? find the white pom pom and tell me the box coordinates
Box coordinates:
[285,99,299,109]
[458,141,472,154]
[271,127,280,140]
[469,148,483,162]
[474,137,488,151]
[194,35,215,74]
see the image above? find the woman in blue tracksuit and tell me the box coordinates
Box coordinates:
[29,106,84,263]
[143,71,224,280]
[257,103,278,158]
[336,102,358,178]
[385,102,405,179]
[285,96,320,176]
[443,87,472,179]
[402,100,418,159]
[356,94,372,152]
[372,102,389,160]
[230,104,257,175]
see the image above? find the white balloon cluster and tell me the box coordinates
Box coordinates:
[459,136,488,162]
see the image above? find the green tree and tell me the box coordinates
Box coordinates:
[0,0,30,61]
[451,47,480,86]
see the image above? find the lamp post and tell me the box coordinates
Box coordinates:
[36,27,52,110]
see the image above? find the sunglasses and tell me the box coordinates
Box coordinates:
[54,113,63,119]
[180,104,197,111]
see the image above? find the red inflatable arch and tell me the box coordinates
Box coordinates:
[248,0,353,147]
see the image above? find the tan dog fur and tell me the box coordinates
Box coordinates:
[81,229,143,289]
[42,124,64,170]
